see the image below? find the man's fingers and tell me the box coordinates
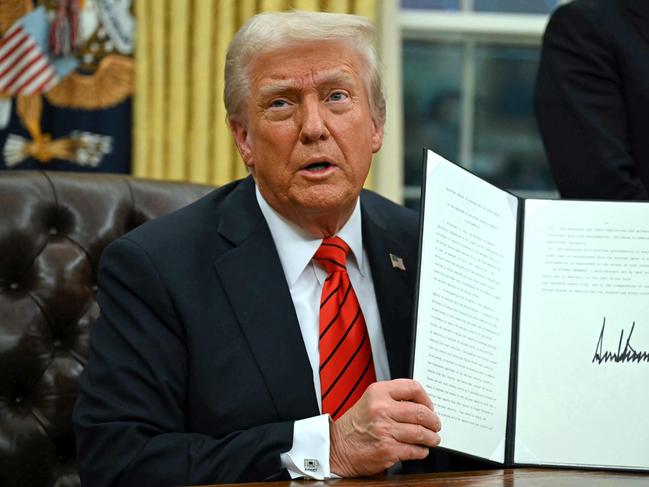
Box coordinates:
[394,442,432,461]
[330,380,443,476]
[392,422,441,447]
[385,379,434,409]
[390,400,441,432]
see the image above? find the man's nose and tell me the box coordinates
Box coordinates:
[299,96,330,143]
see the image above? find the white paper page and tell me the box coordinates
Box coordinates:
[516,199,649,469]
[412,150,518,462]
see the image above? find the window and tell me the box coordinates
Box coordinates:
[400,0,566,209]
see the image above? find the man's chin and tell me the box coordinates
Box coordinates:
[293,186,357,214]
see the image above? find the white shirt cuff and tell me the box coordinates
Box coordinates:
[280,414,334,479]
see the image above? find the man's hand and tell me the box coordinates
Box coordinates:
[329,379,441,477]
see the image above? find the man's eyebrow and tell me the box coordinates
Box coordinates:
[258,71,357,98]
[315,71,356,87]
[258,82,300,99]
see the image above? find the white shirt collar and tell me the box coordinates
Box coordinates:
[255,185,365,287]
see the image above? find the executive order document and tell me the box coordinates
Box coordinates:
[412,149,649,470]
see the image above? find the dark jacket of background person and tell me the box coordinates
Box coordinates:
[535,0,649,199]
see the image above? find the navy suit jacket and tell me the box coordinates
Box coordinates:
[535,0,649,199]
[74,176,462,486]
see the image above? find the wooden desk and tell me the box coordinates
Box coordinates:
[200,469,648,487]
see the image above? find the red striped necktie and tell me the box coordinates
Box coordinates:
[313,236,376,420]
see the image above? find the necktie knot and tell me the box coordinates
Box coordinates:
[314,236,350,275]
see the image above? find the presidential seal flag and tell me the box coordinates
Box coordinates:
[0,0,133,174]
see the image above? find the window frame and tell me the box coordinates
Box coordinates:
[379,1,569,203]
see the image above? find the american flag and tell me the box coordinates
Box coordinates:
[0,6,77,96]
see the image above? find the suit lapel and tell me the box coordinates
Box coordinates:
[624,0,649,46]
[213,178,319,421]
[361,197,415,381]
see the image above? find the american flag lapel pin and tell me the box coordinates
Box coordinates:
[389,253,406,271]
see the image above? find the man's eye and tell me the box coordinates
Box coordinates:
[328,91,348,102]
[270,99,289,108]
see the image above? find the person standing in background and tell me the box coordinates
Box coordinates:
[535,0,649,199]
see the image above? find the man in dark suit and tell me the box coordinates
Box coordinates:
[535,0,649,200]
[73,11,448,486]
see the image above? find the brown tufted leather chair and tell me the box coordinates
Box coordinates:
[0,171,215,487]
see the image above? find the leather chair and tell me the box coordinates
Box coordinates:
[0,171,215,487]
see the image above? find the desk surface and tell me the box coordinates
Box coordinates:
[200,468,648,487]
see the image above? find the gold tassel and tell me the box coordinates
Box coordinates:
[25,135,76,163]
[14,94,76,164]
[16,93,44,143]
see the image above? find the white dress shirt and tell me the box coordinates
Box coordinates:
[255,187,391,479]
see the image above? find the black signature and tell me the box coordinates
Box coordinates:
[592,318,649,364]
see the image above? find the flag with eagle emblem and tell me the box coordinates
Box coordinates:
[0,0,133,173]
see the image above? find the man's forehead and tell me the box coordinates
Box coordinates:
[257,69,359,94]
[250,41,362,80]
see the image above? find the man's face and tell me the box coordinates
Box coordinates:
[230,40,383,234]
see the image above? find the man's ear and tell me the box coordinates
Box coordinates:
[371,120,384,154]
[229,117,254,168]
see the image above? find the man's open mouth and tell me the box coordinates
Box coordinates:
[305,161,333,172]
